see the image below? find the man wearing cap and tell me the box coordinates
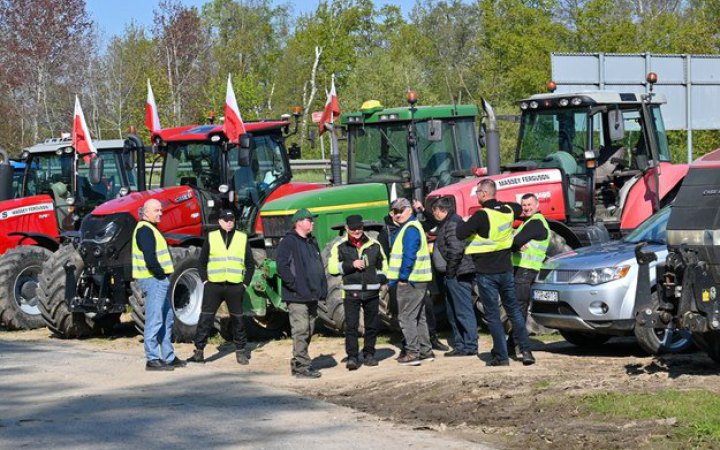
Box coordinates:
[456,179,536,367]
[187,209,255,365]
[387,197,433,366]
[133,198,186,371]
[277,208,328,378]
[328,214,387,370]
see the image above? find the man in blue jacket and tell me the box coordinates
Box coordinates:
[277,208,328,378]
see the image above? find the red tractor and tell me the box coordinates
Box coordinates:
[428,76,688,252]
[0,136,142,330]
[37,117,323,340]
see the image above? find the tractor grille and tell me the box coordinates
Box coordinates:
[261,214,293,239]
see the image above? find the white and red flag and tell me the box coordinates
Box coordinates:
[319,75,340,135]
[145,79,161,133]
[223,74,246,144]
[73,96,96,163]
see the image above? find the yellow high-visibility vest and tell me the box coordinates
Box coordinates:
[207,229,247,283]
[132,221,174,279]
[512,213,550,270]
[465,207,514,254]
[387,220,432,282]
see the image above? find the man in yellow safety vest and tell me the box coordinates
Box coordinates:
[187,209,255,365]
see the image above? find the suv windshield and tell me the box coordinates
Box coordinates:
[623,206,671,244]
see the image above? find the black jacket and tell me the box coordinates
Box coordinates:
[377,213,398,258]
[328,234,386,300]
[198,228,255,284]
[434,213,476,278]
[276,230,328,303]
[455,199,522,274]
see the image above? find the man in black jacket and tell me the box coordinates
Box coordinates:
[431,197,478,356]
[328,214,387,370]
[276,208,328,378]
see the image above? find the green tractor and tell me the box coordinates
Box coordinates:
[251,95,491,334]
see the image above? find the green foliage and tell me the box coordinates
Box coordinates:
[583,390,720,445]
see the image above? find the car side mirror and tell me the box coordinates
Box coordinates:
[608,109,625,142]
[88,156,104,185]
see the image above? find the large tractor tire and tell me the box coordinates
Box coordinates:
[37,244,119,338]
[0,246,53,330]
[633,292,693,355]
[129,246,206,343]
[317,235,347,334]
[547,230,573,257]
[559,329,610,347]
[691,331,720,364]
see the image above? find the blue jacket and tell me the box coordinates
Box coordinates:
[390,215,421,282]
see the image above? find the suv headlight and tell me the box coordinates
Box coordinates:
[84,221,120,244]
[568,265,631,285]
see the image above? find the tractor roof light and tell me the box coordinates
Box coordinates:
[529,101,539,109]
[559,98,569,107]
[207,110,216,124]
[520,102,529,110]
[647,72,658,85]
[571,97,583,106]
[547,80,557,93]
[407,89,418,106]
[292,105,302,117]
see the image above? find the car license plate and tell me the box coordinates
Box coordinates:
[532,289,559,302]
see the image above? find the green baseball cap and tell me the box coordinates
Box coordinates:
[292,208,318,223]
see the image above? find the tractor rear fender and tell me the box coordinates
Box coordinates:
[620,162,688,231]
[546,220,582,250]
[7,232,59,252]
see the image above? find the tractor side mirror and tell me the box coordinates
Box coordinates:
[427,120,443,142]
[88,155,104,185]
[238,133,253,167]
[478,122,487,148]
[608,109,625,142]
[288,143,302,160]
[307,129,317,149]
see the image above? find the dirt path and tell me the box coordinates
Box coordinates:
[2,327,719,449]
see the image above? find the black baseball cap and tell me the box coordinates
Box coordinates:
[219,209,236,221]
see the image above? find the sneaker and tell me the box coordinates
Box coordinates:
[395,349,407,361]
[236,351,249,366]
[167,357,187,368]
[146,359,174,371]
[363,354,378,367]
[486,357,510,367]
[444,349,475,357]
[430,336,450,352]
[187,349,205,364]
[420,351,436,362]
[346,357,360,371]
[293,368,322,379]
[397,354,421,366]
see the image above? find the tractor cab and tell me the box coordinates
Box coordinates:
[151,121,293,234]
[343,100,482,202]
[513,88,673,236]
[19,137,139,231]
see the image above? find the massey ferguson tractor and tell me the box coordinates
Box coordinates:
[37,116,323,340]
[428,74,688,253]
[635,148,720,363]
[0,136,142,331]
[257,96,488,333]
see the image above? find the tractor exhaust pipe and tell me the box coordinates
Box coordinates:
[0,149,13,202]
[482,98,501,176]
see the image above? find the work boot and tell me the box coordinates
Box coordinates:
[236,350,249,365]
[146,359,174,371]
[522,350,536,366]
[430,334,450,352]
[187,348,205,364]
[293,367,322,379]
[346,356,360,371]
[363,353,378,367]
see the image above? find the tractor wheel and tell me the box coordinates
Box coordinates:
[242,310,290,341]
[317,235,347,334]
[691,331,720,364]
[129,246,207,343]
[547,230,573,257]
[0,246,53,330]
[37,244,117,338]
[633,292,693,355]
[559,329,610,347]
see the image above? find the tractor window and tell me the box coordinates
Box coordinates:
[348,123,409,184]
[416,117,480,188]
[651,106,671,162]
[76,151,135,204]
[518,109,588,174]
[163,143,222,190]
[228,133,288,197]
[23,153,74,199]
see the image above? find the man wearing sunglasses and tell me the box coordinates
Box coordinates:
[328,214,387,370]
[277,208,327,378]
[387,197,433,366]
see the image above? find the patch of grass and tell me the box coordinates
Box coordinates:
[534,379,552,390]
[532,333,564,343]
[208,333,228,346]
[583,390,720,445]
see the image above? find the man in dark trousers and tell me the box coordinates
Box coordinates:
[187,209,255,365]
[387,197,433,366]
[276,208,328,378]
[132,198,186,371]
[456,179,536,367]
[430,197,478,357]
[507,193,549,358]
[328,214,387,370]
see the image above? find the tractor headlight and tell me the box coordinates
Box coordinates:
[85,221,120,244]
[568,265,631,285]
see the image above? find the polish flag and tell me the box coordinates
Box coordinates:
[73,96,96,163]
[223,74,246,144]
[145,79,161,133]
[319,76,340,135]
